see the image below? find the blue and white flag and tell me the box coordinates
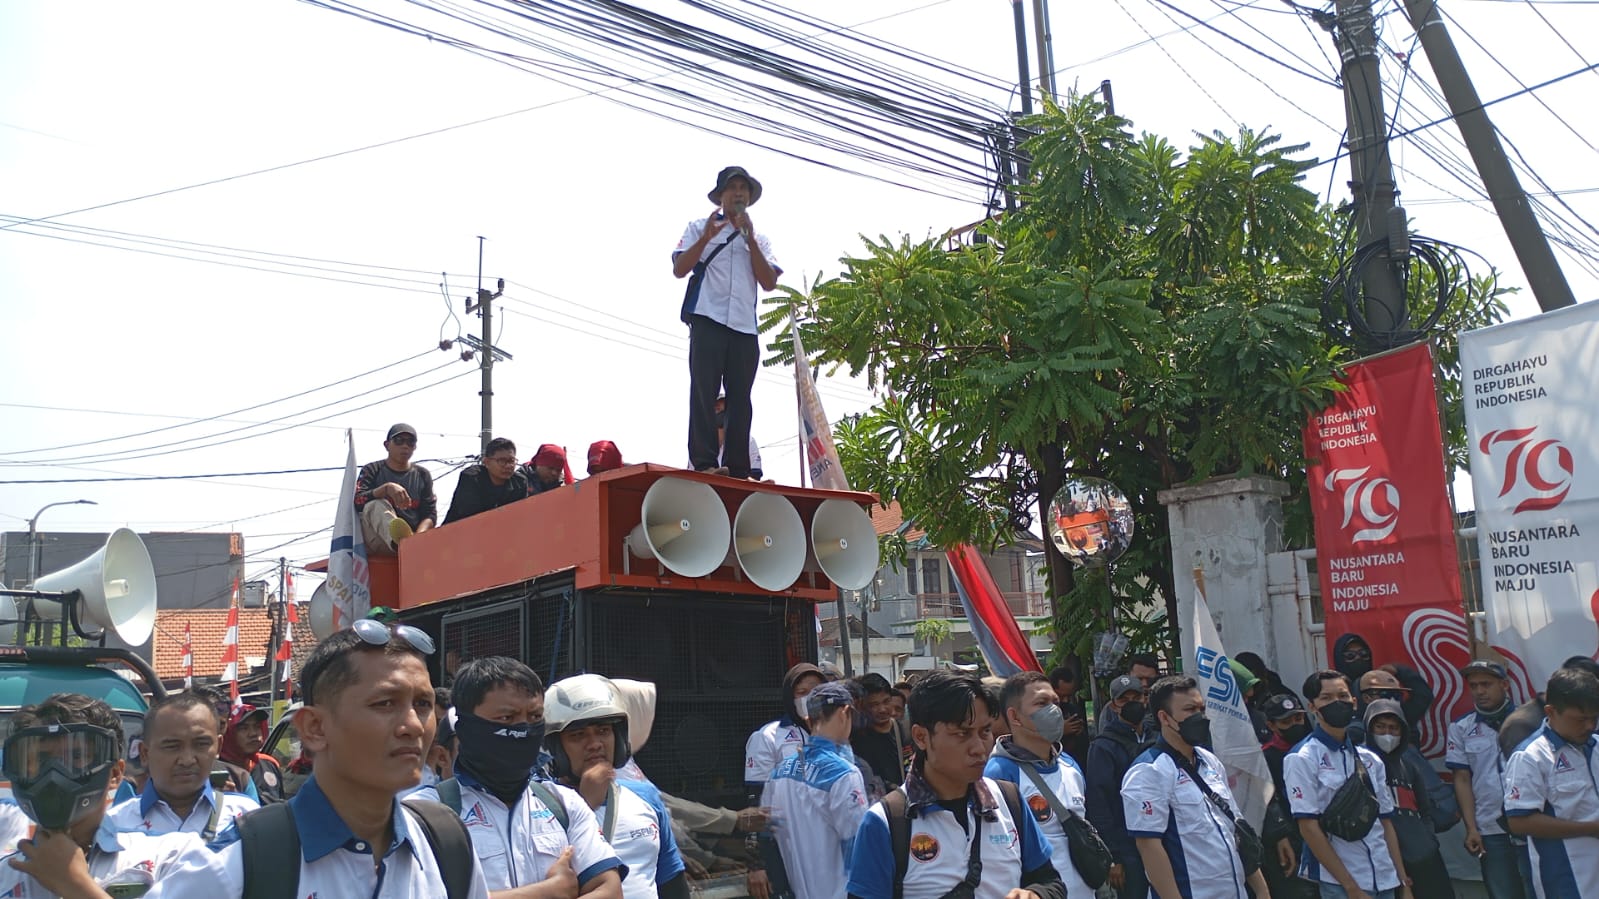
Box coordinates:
[1191,575,1274,830]
[326,430,370,628]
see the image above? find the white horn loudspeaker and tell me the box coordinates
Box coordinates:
[810,499,880,591]
[730,493,806,591]
[626,476,732,578]
[309,582,338,641]
[34,528,158,646]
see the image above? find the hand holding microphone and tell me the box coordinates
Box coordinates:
[726,198,752,241]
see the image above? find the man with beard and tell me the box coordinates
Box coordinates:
[1447,661,1523,899]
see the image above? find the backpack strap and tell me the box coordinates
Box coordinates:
[202,794,225,843]
[601,783,620,844]
[526,779,572,830]
[881,788,910,899]
[403,799,477,899]
[992,779,1026,837]
[437,777,463,814]
[239,802,300,899]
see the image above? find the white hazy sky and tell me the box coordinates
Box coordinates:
[2,0,1595,601]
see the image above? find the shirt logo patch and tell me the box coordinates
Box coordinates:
[909,833,940,862]
[462,802,489,826]
[1319,754,1336,770]
[1556,754,1574,772]
[1140,801,1155,816]
[850,789,865,808]
[1509,786,1521,801]
[1175,770,1191,785]
[989,826,1019,848]
[1027,793,1051,822]
[1291,787,1303,800]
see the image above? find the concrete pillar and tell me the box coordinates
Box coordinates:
[1157,476,1290,672]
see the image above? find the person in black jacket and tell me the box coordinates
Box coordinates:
[1365,699,1460,899]
[1084,675,1147,899]
[444,437,529,524]
[1260,694,1317,898]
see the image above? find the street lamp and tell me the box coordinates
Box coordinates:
[27,499,97,586]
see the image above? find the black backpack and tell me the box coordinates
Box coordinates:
[883,780,1027,899]
[238,798,475,899]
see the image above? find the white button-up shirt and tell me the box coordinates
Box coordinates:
[453,771,625,892]
[0,816,225,897]
[1504,724,1599,898]
[107,781,259,837]
[745,717,807,786]
[1121,742,1251,899]
[674,218,780,335]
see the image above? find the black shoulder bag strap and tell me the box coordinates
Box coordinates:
[437,777,463,814]
[239,802,300,899]
[202,794,225,843]
[883,788,911,899]
[1160,746,1262,875]
[403,798,477,899]
[1014,761,1077,828]
[679,231,743,324]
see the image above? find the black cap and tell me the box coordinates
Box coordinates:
[1461,660,1508,680]
[1107,675,1142,700]
[386,423,418,441]
[1264,693,1305,721]
[708,166,763,206]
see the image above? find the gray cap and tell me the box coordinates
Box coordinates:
[804,681,857,720]
[387,423,418,441]
[1108,675,1142,700]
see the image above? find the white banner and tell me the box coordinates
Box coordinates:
[327,429,371,628]
[1191,583,1274,831]
[792,321,851,491]
[1462,302,1599,694]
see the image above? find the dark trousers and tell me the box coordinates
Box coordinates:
[1404,850,1455,899]
[687,314,759,477]
[1479,834,1526,899]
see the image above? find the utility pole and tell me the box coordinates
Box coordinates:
[464,237,509,455]
[1333,0,1410,334]
[1032,0,1056,102]
[1010,1,1033,117]
[1100,79,1115,116]
[1398,0,1576,311]
[270,556,286,707]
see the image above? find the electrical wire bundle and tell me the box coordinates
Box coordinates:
[1322,231,1490,349]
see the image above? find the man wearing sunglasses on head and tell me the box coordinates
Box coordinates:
[0,692,227,899]
[163,617,490,898]
[355,423,438,553]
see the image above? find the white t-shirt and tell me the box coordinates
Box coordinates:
[673,218,781,335]
[985,746,1092,897]
[1121,743,1250,899]
[159,775,490,899]
[107,782,259,837]
[745,718,807,786]
[1445,709,1509,836]
[1503,724,1599,898]
[1282,729,1400,892]
[762,736,868,899]
[453,773,625,891]
[0,818,226,898]
[596,779,685,899]
[846,776,1054,899]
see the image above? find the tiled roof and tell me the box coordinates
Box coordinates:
[151,606,310,683]
[869,502,927,542]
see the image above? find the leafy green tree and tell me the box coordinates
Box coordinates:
[764,95,1504,665]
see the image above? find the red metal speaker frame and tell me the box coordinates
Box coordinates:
[394,464,877,611]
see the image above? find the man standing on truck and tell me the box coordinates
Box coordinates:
[354,422,437,553]
[0,692,228,897]
[108,691,259,837]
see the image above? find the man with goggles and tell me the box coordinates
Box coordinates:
[160,618,489,898]
[0,692,225,898]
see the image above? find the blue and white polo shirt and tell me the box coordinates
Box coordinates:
[598,779,685,899]
[1281,727,1400,893]
[1121,741,1250,899]
[451,769,625,893]
[985,742,1092,898]
[1503,723,1599,898]
[763,735,869,899]
[847,775,1052,899]
[1446,709,1510,836]
[107,780,258,837]
[745,717,808,786]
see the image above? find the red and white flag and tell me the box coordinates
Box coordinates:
[221,578,242,709]
[182,622,194,690]
[276,593,298,700]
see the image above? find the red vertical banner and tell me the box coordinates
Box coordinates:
[1304,342,1469,756]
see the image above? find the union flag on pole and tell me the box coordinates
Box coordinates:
[221,578,241,709]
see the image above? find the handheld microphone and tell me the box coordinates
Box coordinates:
[726,198,750,239]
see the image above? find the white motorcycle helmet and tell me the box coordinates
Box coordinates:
[544,673,632,779]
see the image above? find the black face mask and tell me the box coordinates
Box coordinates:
[1174,713,1212,748]
[1318,700,1357,729]
[455,714,546,799]
[1280,722,1312,745]
[1342,654,1373,680]
[1119,701,1146,726]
